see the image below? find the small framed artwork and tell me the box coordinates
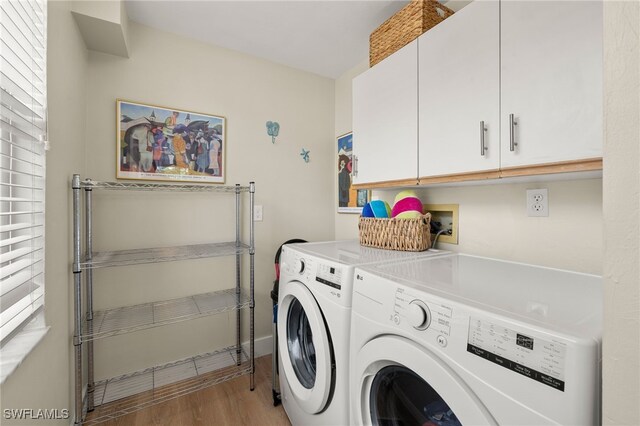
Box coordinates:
[116,100,226,183]
[337,132,370,213]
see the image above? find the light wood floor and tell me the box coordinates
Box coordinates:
[88,355,291,425]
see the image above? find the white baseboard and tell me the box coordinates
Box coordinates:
[241,334,273,358]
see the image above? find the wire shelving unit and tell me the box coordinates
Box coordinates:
[71,175,256,425]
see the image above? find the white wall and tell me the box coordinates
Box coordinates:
[0,1,88,424]
[84,21,335,379]
[602,1,640,424]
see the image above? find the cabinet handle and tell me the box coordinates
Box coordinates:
[509,113,518,152]
[480,121,488,156]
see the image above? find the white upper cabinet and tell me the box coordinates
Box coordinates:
[500,1,603,168]
[352,40,418,185]
[419,0,500,178]
[352,0,602,187]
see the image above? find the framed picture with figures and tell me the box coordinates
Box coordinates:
[337,132,370,213]
[116,100,226,183]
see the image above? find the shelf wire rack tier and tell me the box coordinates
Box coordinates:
[84,346,251,425]
[80,179,250,192]
[81,242,250,269]
[82,288,251,342]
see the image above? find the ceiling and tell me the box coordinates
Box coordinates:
[125,1,467,79]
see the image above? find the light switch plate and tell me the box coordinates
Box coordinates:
[254,205,263,222]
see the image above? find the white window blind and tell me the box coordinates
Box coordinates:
[0,0,47,352]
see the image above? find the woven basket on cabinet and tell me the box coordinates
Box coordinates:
[359,213,432,252]
[370,0,455,67]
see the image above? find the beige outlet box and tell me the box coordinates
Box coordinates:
[423,204,459,245]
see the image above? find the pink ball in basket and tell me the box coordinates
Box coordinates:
[391,195,424,219]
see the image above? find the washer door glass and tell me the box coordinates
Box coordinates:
[370,365,461,426]
[287,298,317,389]
[353,336,495,425]
[277,280,333,414]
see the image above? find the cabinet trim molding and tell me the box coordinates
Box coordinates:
[352,178,419,190]
[499,158,602,178]
[357,158,602,189]
[418,169,501,185]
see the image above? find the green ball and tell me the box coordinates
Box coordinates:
[394,190,418,205]
[394,210,422,219]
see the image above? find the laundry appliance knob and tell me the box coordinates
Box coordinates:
[296,259,306,274]
[407,300,431,330]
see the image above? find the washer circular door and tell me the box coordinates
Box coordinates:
[277,280,333,414]
[353,335,496,425]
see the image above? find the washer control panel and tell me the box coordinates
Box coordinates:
[281,248,353,307]
[393,287,453,338]
[315,263,343,290]
[282,252,315,282]
[312,261,351,306]
[467,317,567,391]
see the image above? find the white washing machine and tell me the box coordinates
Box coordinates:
[350,253,602,425]
[277,240,448,426]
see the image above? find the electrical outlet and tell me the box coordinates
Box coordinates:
[423,204,459,245]
[526,189,549,217]
[254,205,263,222]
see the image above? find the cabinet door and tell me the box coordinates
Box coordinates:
[352,40,418,185]
[500,1,602,168]
[419,0,499,178]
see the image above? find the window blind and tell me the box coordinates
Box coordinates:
[0,0,47,347]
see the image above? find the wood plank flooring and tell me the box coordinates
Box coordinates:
[87,355,291,425]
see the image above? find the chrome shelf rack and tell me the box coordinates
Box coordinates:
[72,175,256,425]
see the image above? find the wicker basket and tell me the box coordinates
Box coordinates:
[370,0,455,67]
[359,213,432,252]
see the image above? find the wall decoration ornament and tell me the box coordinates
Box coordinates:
[337,132,370,213]
[300,148,310,163]
[117,100,225,183]
[266,121,280,143]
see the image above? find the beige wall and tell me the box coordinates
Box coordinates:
[71,0,129,58]
[602,1,640,424]
[84,21,335,379]
[377,179,602,274]
[0,1,88,424]
[71,0,121,24]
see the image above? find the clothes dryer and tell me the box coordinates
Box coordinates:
[350,254,602,425]
[277,240,448,425]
